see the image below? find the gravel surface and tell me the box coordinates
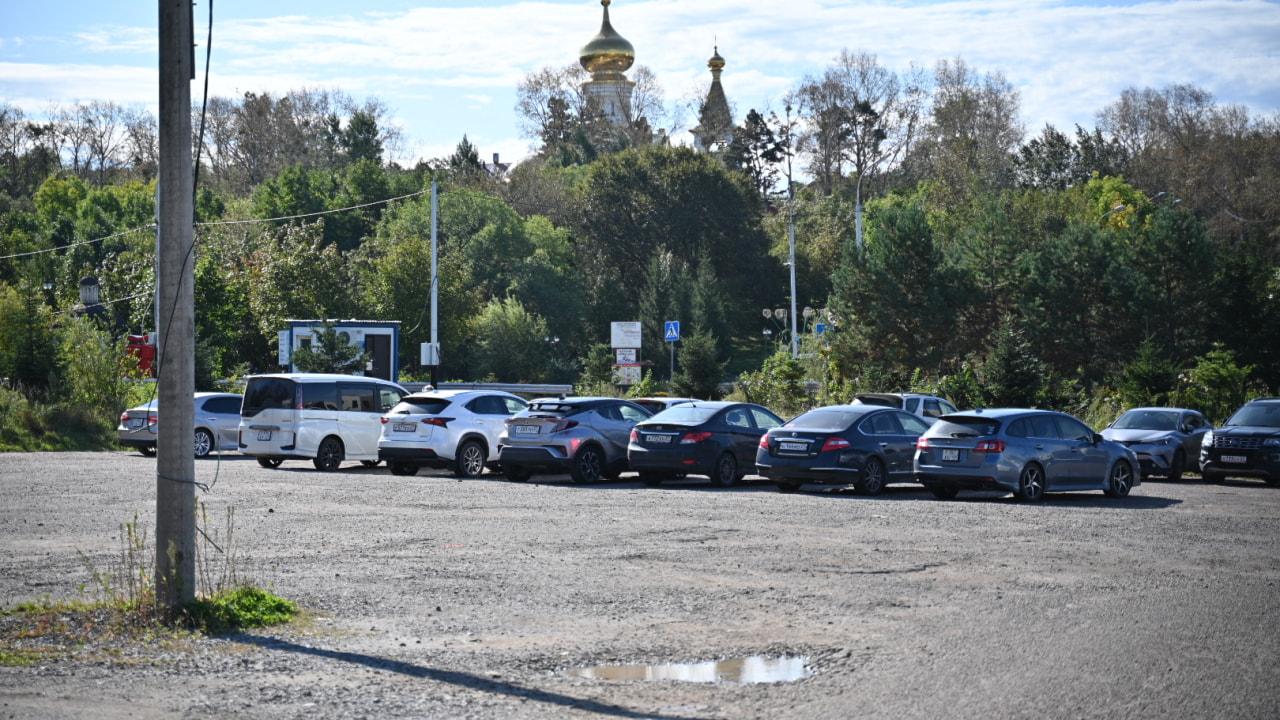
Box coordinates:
[2,451,1279,719]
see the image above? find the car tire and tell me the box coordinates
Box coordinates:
[504,464,532,482]
[313,437,344,471]
[453,440,487,479]
[570,445,604,485]
[139,445,156,457]
[1168,450,1185,482]
[389,461,418,476]
[638,471,664,487]
[775,478,802,493]
[1203,471,1226,485]
[193,428,214,458]
[929,485,959,500]
[1015,463,1045,502]
[257,457,283,468]
[856,457,886,495]
[1104,461,1134,498]
[712,453,737,487]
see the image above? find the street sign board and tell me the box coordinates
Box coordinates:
[611,321,642,349]
[664,321,680,342]
[616,348,637,364]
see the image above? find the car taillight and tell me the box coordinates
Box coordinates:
[550,419,579,434]
[759,435,770,449]
[680,431,713,444]
[423,417,452,428]
[147,414,158,424]
[821,437,851,452]
[916,437,933,449]
[380,417,389,424]
[120,412,129,423]
[630,429,639,442]
[974,440,1006,453]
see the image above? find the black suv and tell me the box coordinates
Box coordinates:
[1199,398,1280,485]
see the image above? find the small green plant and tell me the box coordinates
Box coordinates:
[185,586,297,634]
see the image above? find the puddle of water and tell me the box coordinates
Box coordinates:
[563,655,812,683]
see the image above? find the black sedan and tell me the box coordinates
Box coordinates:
[628,401,784,487]
[756,404,932,494]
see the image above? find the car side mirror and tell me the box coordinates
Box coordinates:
[1093,433,1105,445]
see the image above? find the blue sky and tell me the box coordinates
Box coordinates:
[3,0,1278,166]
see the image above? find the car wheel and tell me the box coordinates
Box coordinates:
[504,464,532,482]
[856,457,886,495]
[193,428,214,458]
[1015,463,1045,502]
[139,445,156,457]
[257,457,283,469]
[313,437,344,471]
[389,461,418,476]
[638,471,664,487]
[712,453,738,487]
[1167,450,1185,482]
[1104,461,1134,498]
[775,478,802,493]
[361,460,380,468]
[929,485,959,500]
[1203,471,1226,485]
[453,440,487,478]
[570,445,604,484]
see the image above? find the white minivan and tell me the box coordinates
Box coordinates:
[238,373,407,470]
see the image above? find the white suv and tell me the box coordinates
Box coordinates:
[853,393,958,422]
[378,390,528,477]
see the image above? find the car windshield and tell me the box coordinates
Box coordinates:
[1113,410,1179,431]
[650,406,718,423]
[928,416,1002,438]
[1224,404,1280,428]
[391,397,450,415]
[787,409,859,430]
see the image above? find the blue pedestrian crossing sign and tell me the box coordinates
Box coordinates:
[664,321,680,342]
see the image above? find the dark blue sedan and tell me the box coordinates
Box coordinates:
[628,401,784,486]
[756,405,932,494]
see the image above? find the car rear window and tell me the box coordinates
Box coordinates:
[652,406,718,423]
[787,409,859,430]
[242,378,299,416]
[525,402,583,417]
[392,397,452,415]
[927,416,1002,438]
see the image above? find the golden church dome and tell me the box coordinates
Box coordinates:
[579,0,635,75]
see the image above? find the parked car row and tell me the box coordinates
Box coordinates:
[116,375,1280,495]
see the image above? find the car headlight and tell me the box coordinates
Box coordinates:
[1153,437,1173,446]
[1263,438,1280,448]
[1202,430,1214,447]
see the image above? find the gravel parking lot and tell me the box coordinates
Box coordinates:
[2,451,1279,719]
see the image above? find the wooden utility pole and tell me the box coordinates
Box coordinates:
[156,0,196,613]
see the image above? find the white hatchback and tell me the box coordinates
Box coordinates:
[378,390,528,477]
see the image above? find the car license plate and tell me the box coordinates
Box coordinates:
[257,430,272,441]
[779,441,807,452]
[393,423,417,432]
[942,448,960,462]
[128,419,144,430]
[1222,455,1247,464]
[645,434,672,444]
[514,425,541,435]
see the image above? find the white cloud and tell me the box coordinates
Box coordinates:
[3,0,1277,167]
